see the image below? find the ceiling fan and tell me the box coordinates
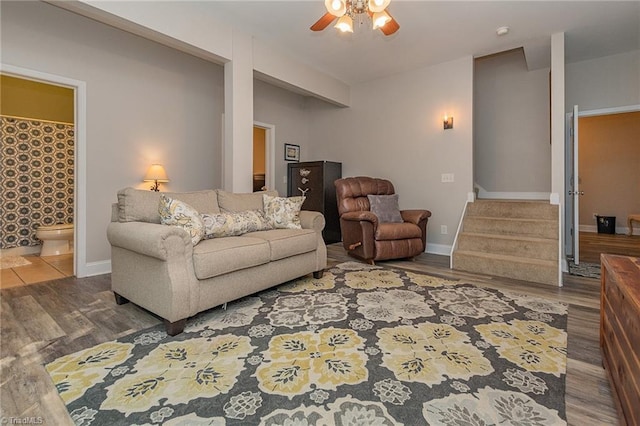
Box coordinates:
[311,0,400,36]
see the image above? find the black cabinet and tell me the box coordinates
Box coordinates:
[287,161,342,244]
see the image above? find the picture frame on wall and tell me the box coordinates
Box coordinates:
[284,143,300,162]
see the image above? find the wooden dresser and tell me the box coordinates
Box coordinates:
[600,254,640,426]
[287,161,342,244]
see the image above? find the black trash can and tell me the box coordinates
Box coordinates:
[596,216,616,234]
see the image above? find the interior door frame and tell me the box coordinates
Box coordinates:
[564,106,580,264]
[564,103,640,265]
[253,121,275,192]
[1,63,88,277]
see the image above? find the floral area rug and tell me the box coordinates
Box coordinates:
[46,262,568,425]
[0,255,32,269]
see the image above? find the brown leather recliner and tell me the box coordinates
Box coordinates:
[334,176,431,264]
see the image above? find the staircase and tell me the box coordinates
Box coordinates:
[452,199,559,286]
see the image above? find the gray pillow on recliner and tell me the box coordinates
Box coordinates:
[367,194,403,223]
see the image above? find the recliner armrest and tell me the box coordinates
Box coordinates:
[401,209,432,225]
[107,221,192,261]
[339,210,379,226]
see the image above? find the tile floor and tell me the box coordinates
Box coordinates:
[0,253,74,288]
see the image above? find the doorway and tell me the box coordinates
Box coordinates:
[1,63,88,278]
[0,74,76,285]
[565,105,640,270]
[253,122,275,192]
[253,127,266,191]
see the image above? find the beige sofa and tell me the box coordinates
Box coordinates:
[107,187,327,335]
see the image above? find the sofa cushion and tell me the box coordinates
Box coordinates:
[244,229,317,261]
[375,222,422,241]
[263,194,305,229]
[117,187,219,223]
[201,210,272,238]
[368,194,403,223]
[158,194,205,246]
[192,237,270,279]
[217,189,278,213]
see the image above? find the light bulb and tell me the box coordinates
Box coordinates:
[325,0,346,16]
[368,0,390,13]
[335,15,353,33]
[372,11,391,29]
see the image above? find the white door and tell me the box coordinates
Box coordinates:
[570,105,581,264]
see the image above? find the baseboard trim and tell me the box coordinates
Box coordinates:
[83,260,111,277]
[0,246,41,256]
[426,243,452,256]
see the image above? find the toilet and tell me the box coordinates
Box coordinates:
[36,223,74,256]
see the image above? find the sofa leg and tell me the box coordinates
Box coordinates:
[164,319,187,336]
[114,292,129,305]
[313,270,324,279]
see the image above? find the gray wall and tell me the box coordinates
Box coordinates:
[307,56,474,251]
[474,49,551,195]
[566,49,640,112]
[1,1,224,263]
[253,79,310,197]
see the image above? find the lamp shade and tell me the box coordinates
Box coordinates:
[368,0,391,13]
[372,10,391,29]
[144,164,169,182]
[325,0,346,16]
[335,14,354,32]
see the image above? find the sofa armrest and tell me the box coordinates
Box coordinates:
[401,209,432,225]
[299,210,326,233]
[107,221,192,261]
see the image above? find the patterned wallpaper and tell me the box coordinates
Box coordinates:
[0,115,74,249]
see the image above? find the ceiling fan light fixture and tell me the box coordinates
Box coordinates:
[325,0,346,17]
[335,14,354,32]
[368,0,390,13]
[372,10,391,29]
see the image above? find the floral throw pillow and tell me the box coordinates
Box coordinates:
[263,194,305,229]
[158,194,205,246]
[201,210,272,239]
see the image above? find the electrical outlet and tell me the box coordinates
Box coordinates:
[283,176,287,184]
[441,225,448,234]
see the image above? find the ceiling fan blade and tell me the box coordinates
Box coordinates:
[380,15,400,35]
[310,12,336,31]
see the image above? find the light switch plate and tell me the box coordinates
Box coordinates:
[441,173,455,183]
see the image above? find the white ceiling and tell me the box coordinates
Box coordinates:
[201,1,640,85]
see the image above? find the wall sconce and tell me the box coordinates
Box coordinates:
[143,164,169,192]
[444,115,454,130]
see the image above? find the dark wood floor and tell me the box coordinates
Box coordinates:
[579,231,640,264]
[0,244,619,425]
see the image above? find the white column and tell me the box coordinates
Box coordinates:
[551,32,566,283]
[223,30,254,192]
